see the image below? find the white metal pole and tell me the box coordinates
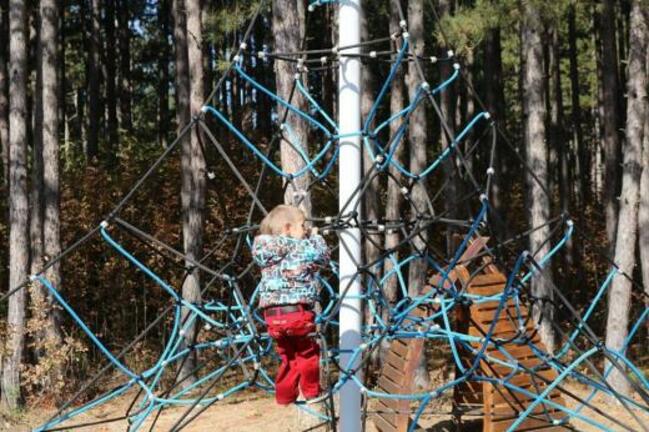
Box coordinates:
[338,1,362,431]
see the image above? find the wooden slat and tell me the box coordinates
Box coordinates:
[486,358,550,377]
[471,317,534,336]
[474,311,530,326]
[458,236,491,263]
[471,299,518,314]
[481,344,538,361]
[382,361,406,384]
[384,350,407,369]
[372,413,399,432]
[489,415,567,432]
[469,273,507,287]
[373,400,405,428]
[427,274,456,290]
[490,368,557,387]
[490,388,564,410]
[378,376,403,395]
[390,339,410,358]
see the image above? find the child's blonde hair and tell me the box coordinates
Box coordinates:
[259,205,305,235]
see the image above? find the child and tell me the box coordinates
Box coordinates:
[252,205,330,405]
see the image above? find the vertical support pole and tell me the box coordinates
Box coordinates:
[338,1,362,431]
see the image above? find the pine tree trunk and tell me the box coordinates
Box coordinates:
[407,0,430,389]
[3,0,29,409]
[568,5,586,207]
[173,0,190,132]
[382,0,406,360]
[86,0,101,162]
[178,0,205,388]
[272,0,311,215]
[439,0,457,253]
[158,0,170,148]
[549,24,573,268]
[32,19,44,279]
[0,5,8,187]
[483,26,505,235]
[640,82,649,343]
[105,0,118,159]
[118,0,132,131]
[37,0,64,390]
[383,0,406,313]
[521,0,556,353]
[604,0,648,398]
[598,0,621,251]
[172,0,191,385]
[361,4,381,302]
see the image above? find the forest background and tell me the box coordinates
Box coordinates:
[0,0,648,417]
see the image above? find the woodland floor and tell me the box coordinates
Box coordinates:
[3,380,649,432]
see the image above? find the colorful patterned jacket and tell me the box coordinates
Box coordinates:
[252,234,330,308]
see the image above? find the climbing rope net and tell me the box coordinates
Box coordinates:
[6,1,647,431]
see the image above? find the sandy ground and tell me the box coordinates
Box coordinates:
[4,383,649,431]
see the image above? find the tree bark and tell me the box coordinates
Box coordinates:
[105,0,118,159]
[86,0,101,162]
[172,0,191,385]
[568,5,586,207]
[272,0,311,215]
[361,3,381,301]
[640,70,649,344]
[118,0,132,131]
[438,0,457,252]
[383,0,406,313]
[3,0,29,409]
[598,0,622,251]
[521,0,556,353]
[483,26,506,235]
[32,13,44,280]
[549,23,572,267]
[407,0,430,389]
[178,0,206,388]
[158,0,170,148]
[0,4,8,187]
[41,0,64,330]
[382,0,407,361]
[604,0,648,397]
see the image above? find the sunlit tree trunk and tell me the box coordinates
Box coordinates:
[407,0,430,389]
[176,0,206,388]
[382,0,407,362]
[3,0,29,410]
[272,0,311,216]
[37,0,64,389]
[361,3,381,307]
[521,0,556,353]
[640,89,649,343]
[383,0,406,313]
[0,5,8,187]
[605,0,647,398]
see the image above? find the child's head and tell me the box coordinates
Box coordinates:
[259,205,307,239]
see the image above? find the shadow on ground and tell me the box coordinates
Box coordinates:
[425,419,483,432]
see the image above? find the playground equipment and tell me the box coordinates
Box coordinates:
[1,1,646,431]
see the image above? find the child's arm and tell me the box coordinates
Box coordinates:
[302,233,330,267]
[252,235,289,267]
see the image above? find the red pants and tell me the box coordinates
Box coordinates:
[265,309,321,405]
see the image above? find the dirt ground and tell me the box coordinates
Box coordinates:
[4,382,649,431]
